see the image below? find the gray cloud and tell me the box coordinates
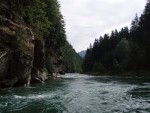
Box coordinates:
[59,0,146,52]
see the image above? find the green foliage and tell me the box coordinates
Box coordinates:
[44,0,66,51]
[83,1,150,75]
[1,0,80,74]
[2,0,51,34]
[63,42,82,73]
[115,38,129,64]
[83,27,129,73]
[22,0,51,34]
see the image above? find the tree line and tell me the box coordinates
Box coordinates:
[1,0,82,74]
[82,0,150,75]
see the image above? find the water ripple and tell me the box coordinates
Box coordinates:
[0,74,150,113]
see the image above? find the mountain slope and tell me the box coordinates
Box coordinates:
[78,50,86,58]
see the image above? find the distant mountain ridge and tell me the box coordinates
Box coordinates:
[78,50,86,58]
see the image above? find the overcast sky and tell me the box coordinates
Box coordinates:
[59,0,146,52]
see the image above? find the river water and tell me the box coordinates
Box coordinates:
[0,73,150,113]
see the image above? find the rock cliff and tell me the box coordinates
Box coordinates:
[0,1,64,88]
[0,15,64,88]
[0,15,35,87]
[0,0,82,88]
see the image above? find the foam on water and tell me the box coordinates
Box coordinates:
[0,73,150,113]
[13,93,55,100]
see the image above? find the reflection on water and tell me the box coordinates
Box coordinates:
[0,73,150,113]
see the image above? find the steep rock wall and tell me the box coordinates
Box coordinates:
[0,0,66,88]
[31,39,48,83]
[0,16,34,87]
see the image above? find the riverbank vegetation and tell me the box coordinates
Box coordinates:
[63,42,82,73]
[82,0,150,76]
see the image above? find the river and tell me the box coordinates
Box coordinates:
[0,73,150,113]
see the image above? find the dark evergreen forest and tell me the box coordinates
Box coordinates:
[82,0,150,76]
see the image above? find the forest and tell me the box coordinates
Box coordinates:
[82,0,150,76]
[0,0,82,87]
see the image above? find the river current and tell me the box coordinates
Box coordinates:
[0,73,150,113]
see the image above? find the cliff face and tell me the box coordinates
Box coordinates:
[31,39,48,83]
[0,1,64,88]
[0,16,35,87]
[0,15,64,88]
[0,0,83,88]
